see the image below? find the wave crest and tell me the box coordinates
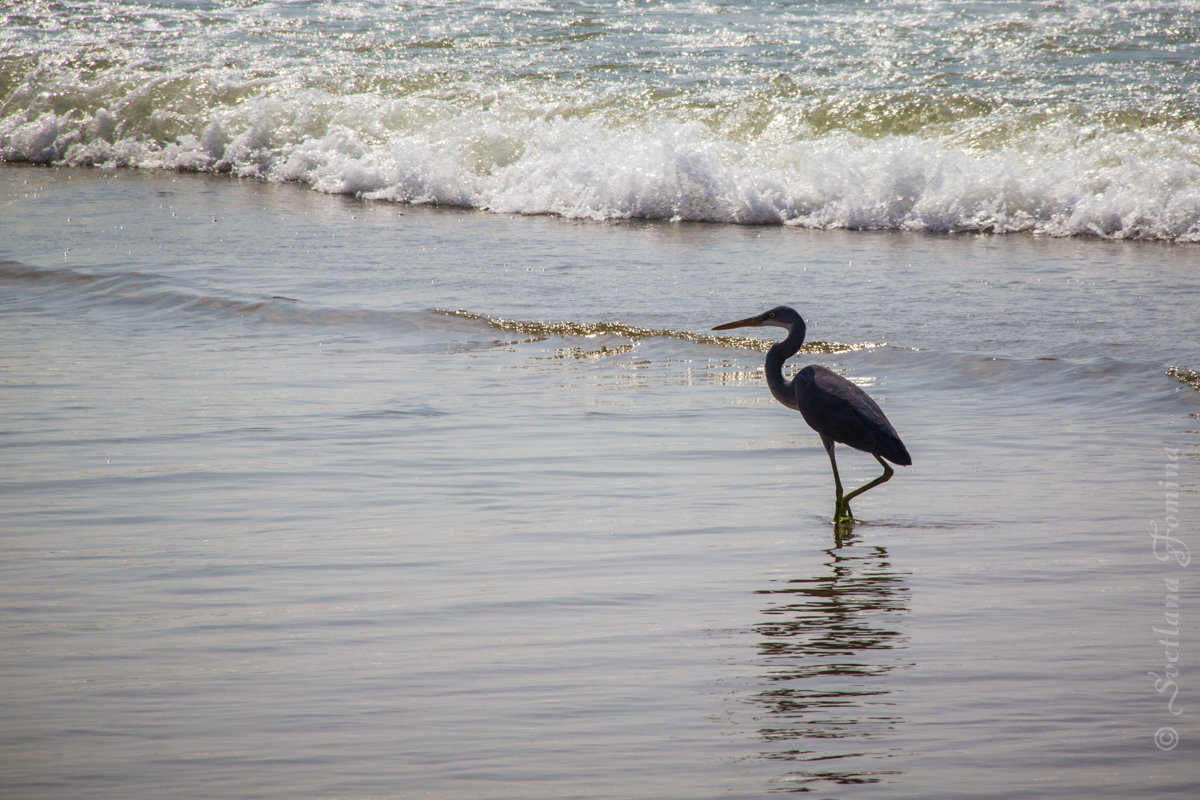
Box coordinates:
[3,85,1199,241]
[439,309,877,354]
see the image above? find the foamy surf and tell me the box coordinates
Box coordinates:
[2,0,1199,241]
[5,104,1199,241]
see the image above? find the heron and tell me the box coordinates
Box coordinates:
[712,306,910,523]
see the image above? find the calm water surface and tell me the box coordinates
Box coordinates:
[2,166,1198,798]
[5,1,1199,795]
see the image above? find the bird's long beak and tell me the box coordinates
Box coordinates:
[712,313,765,331]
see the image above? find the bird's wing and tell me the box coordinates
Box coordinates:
[795,365,911,465]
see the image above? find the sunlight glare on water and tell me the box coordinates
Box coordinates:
[2,0,1198,238]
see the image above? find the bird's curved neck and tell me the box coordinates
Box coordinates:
[765,321,806,410]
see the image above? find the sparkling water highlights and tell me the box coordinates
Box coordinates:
[3,1,1199,239]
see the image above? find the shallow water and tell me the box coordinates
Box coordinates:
[2,165,1198,798]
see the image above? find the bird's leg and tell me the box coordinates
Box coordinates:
[839,455,895,513]
[822,436,852,522]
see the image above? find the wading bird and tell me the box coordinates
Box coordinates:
[712,306,910,523]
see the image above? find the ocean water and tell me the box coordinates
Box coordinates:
[2,2,1200,799]
[3,164,1198,799]
[3,0,1199,239]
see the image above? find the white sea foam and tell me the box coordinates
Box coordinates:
[4,94,1199,242]
[3,0,1199,241]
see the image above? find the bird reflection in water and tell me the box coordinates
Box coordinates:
[752,529,910,792]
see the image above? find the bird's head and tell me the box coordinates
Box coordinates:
[712,305,802,331]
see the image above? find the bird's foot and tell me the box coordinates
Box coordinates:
[833,503,862,525]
